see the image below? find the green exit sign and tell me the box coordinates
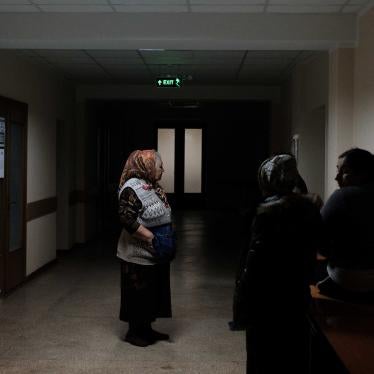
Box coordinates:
[156,77,182,88]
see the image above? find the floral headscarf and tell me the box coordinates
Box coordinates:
[258,154,303,197]
[119,149,169,207]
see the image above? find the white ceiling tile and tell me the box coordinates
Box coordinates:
[267,5,342,13]
[18,54,51,65]
[34,0,108,4]
[58,63,102,70]
[107,74,151,82]
[144,58,192,64]
[113,5,188,11]
[245,50,299,59]
[86,50,140,58]
[104,65,149,72]
[269,0,344,4]
[109,73,150,80]
[342,5,363,12]
[110,0,186,4]
[192,50,245,59]
[55,63,99,70]
[49,57,94,64]
[94,57,143,65]
[240,70,281,77]
[15,49,39,56]
[141,50,195,64]
[191,58,242,65]
[35,49,89,58]
[191,5,264,12]
[241,65,282,73]
[242,61,289,69]
[348,0,368,4]
[107,69,149,74]
[66,71,107,77]
[0,0,31,4]
[191,53,243,64]
[148,64,194,72]
[37,5,113,11]
[110,77,150,84]
[0,5,38,11]
[193,65,237,72]
[191,0,265,4]
[140,50,194,58]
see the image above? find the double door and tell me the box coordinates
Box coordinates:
[156,121,206,208]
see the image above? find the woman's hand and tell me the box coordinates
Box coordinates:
[132,225,154,244]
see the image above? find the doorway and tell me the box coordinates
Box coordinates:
[156,120,206,208]
[0,96,27,296]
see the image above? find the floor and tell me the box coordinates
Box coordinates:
[0,210,246,374]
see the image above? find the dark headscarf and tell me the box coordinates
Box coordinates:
[258,154,303,197]
[119,149,169,207]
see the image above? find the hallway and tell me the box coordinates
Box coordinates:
[0,210,246,374]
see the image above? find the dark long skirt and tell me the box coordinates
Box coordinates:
[119,260,172,323]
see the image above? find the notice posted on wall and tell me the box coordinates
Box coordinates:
[0,118,5,178]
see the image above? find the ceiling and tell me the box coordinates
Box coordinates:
[5,1,371,85]
[0,0,372,14]
[14,49,318,85]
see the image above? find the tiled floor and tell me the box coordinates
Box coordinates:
[0,210,246,374]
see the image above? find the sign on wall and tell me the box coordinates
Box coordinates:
[156,77,182,88]
[0,118,5,178]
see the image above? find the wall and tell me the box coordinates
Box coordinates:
[324,8,374,199]
[354,8,374,151]
[285,52,329,199]
[326,48,355,198]
[0,51,75,275]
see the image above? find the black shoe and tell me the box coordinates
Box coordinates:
[148,328,169,341]
[123,332,154,347]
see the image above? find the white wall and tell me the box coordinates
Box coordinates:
[324,8,374,199]
[286,53,329,199]
[0,51,75,275]
[326,48,355,198]
[26,214,56,275]
[354,9,374,151]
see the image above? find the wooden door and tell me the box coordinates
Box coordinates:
[0,96,27,295]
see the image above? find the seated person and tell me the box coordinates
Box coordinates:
[317,148,374,299]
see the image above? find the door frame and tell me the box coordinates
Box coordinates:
[154,119,207,209]
[0,96,27,296]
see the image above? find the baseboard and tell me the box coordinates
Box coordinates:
[1,258,57,298]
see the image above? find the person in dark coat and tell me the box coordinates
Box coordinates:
[233,154,323,373]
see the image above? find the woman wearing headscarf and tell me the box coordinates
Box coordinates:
[234,154,323,373]
[117,149,173,347]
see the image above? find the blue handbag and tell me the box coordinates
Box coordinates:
[150,224,176,261]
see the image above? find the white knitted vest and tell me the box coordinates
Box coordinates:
[117,178,172,265]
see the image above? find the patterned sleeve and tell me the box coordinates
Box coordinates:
[118,187,142,234]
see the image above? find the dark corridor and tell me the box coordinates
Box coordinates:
[88,100,270,235]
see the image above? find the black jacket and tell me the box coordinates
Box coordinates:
[233,193,323,328]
